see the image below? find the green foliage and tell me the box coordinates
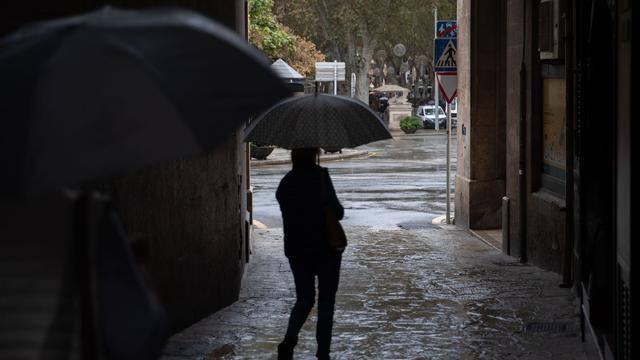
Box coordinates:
[249,0,294,55]
[400,115,421,130]
[272,0,457,100]
[274,0,457,61]
[248,0,325,76]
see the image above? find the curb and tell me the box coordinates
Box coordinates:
[469,229,502,251]
[391,129,458,137]
[251,150,370,167]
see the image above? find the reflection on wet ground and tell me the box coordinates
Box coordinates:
[161,226,583,359]
[251,133,456,229]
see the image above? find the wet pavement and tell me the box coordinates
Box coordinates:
[160,132,585,359]
[251,131,457,229]
[161,226,584,360]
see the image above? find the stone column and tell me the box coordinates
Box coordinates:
[455,0,506,229]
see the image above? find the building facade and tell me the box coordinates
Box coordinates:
[456,0,633,358]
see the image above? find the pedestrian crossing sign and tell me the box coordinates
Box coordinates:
[434,38,457,72]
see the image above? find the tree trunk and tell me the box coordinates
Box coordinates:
[345,30,357,96]
[356,28,376,103]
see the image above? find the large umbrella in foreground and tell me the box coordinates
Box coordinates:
[244,94,392,149]
[0,6,289,194]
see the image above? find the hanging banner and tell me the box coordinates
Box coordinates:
[436,72,457,103]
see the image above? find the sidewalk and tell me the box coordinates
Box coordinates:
[160,225,585,360]
[251,148,370,167]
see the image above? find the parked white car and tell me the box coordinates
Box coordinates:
[417,105,447,129]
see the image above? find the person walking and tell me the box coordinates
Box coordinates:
[276,148,344,360]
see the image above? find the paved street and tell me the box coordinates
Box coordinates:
[251,131,457,230]
[160,132,585,359]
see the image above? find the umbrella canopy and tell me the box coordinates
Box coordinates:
[244,94,392,149]
[0,7,289,194]
[372,84,410,93]
[271,58,304,79]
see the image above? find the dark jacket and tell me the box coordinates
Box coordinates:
[276,165,344,258]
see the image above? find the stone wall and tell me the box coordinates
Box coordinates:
[455,0,506,230]
[503,0,566,273]
[109,135,248,332]
[457,0,567,273]
[504,0,524,257]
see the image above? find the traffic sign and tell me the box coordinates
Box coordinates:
[436,72,457,103]
[315,62,346,81]
[434,39,457,72]
[436,20,457,38]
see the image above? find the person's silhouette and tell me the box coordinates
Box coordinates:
[276,148,344,360]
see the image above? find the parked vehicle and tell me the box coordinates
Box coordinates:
[417,105,447,129]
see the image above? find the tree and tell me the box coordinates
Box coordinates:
[275,0,384,101]
[274,0,455,101]
[248,0,324,77]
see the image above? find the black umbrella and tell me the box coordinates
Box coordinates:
[0,6,289,194]
[244,94,392,149]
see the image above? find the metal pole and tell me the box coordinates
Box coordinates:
[435,76,440,131]
[434,8,439,132]
[446,101,451,224]
[334,60,338,95]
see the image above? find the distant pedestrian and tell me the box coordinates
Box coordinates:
[276,148,344,360]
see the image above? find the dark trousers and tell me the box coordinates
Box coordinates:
[285,254,342,357]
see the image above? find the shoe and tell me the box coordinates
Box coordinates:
[277,337,296,360]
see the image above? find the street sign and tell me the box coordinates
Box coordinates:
[434,15,457,225]
[434,38,457,72]
[436,20,457,38]
[315,62,346,81]
[436,72,457,103]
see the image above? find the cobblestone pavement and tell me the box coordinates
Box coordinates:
[160,225,585,360]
